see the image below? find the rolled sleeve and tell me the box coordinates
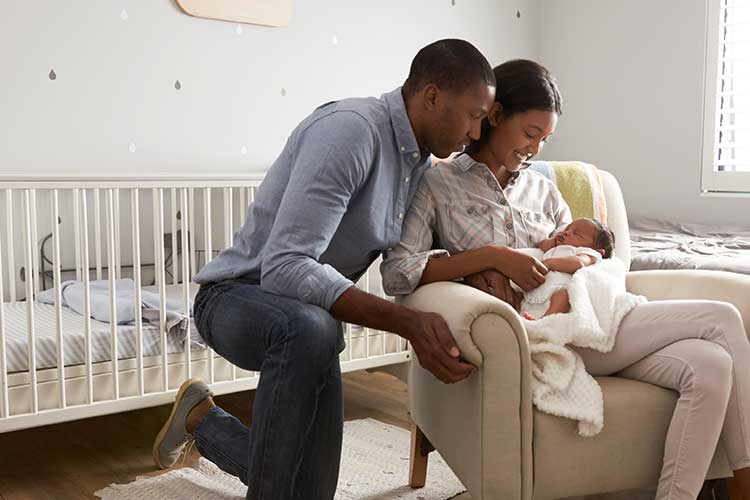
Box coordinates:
[381,179,448,296]
[261,112,374,310]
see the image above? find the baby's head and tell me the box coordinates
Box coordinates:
[555,218,615,258]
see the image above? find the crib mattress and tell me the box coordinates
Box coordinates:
[629,217,750,275]
[0,300,204,374]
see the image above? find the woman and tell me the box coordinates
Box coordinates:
[380,59,750,500]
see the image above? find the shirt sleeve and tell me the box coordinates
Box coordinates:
[260,112,375,310]
[575,246,603,264]
[380,178,449,296]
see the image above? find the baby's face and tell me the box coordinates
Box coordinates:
[555,219,598,248]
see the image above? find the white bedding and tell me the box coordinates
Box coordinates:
[1,284,204,374]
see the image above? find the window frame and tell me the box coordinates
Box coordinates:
[701,0,750,193]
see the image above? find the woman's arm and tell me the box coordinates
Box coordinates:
[421,245,548,292]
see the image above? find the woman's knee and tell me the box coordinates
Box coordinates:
[681,340,734,402]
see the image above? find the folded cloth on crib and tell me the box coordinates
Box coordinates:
[37,279,191,338]
[521,258,646,436]
[528,161,607,223]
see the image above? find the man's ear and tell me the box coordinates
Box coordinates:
[487,101,503,126]
[422,83,440,111]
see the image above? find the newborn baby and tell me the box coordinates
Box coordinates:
[516,218,615,319]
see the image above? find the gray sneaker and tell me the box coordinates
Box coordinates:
[152,377,213,469]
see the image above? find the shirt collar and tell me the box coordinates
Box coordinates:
[383,87,421,157]
[455,153,522,183]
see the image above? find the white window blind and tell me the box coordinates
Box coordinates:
[702,0,750,192]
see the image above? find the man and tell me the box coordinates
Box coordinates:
[153,38,496,500]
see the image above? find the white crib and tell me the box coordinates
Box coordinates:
[0,176,409,433]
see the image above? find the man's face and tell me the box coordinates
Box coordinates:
[426,82,495,159]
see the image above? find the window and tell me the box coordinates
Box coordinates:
[702,0,750,193]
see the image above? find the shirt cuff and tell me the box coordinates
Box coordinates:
[297,263,354,310]
[381,249,449,296]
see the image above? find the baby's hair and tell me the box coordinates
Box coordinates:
[585,218,615,259]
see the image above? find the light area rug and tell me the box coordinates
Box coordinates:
[95,418,466,500]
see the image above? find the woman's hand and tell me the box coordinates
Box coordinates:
[464,270,522,310]
[493,246,548,291]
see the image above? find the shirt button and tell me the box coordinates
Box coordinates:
[499,199,507,206]
[404,176,410,183]
[400,146,406,152]
[412,152,419,159]
[398,212,404,219]
[505,222,513,230]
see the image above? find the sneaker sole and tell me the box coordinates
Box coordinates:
[152,377,204,469]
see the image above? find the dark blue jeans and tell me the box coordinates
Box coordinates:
[192,278,345,500]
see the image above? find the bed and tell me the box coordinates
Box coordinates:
[629,217,750,274]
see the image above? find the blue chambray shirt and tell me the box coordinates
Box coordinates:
[193,87,432,311]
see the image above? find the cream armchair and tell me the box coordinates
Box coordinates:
[401,168,750,500]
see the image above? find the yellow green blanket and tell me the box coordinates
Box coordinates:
[528,161,607,223]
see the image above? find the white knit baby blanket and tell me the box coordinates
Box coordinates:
[522,258,646,436]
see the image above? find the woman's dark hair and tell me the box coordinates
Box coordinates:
[466,59,562,155]
[587,218,616,259]
[402,39,495,98]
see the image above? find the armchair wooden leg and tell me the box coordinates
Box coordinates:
[728,477,745,500]
[409,422,435,488]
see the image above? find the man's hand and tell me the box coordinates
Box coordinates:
[402,311,475,384]
[464,270,522,310]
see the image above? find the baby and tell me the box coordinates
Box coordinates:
[516,218,615,319]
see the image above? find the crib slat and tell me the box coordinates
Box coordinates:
[106,189,119,400]
[52,190,66,409]
[114,188,122,280]
[79,190,94,404]
[223,188,236,380]
[30,190,39,298]
[131,189,144,396]
[0,214,8,418]
[180,189,191,380]
[188,188,196,281]
[23,190,38,413]
[153,189,168,391]
[5,190,16,303]
[171,188,177,286]
[73,189,82,282]
[94,189,102,281]
[203,188,214,384]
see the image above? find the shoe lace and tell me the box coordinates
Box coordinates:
[179,438,197,468]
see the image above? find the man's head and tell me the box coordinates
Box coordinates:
[403,39,496,159]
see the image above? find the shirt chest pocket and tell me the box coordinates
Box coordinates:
[445,203,495,251]
[517,209,556,246]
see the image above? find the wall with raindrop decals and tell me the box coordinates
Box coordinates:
[0,1,538,177]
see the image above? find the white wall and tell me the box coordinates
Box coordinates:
[0,0,539,178]
[0,0,540,299]
[539,0,749,226]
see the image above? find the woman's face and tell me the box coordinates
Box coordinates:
[486,109,558,172]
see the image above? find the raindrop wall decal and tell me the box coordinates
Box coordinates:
[48,69,57,80]
[175,80,181,90]
[241,145,248,155]
[129,143,137,153]
[332,34,339,45]
[236,25,243,35]
[516,10,521,18]
[120,9,128,20]
[280,88,287,96]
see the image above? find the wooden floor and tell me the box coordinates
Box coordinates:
[0,371,412,500]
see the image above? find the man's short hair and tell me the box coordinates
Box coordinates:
[403,39,495,97]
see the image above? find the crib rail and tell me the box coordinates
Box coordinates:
[0,176,408,433]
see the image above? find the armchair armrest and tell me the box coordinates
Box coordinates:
[397,281,528,367]
[627,270,750,337]
[398,282,534,500]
